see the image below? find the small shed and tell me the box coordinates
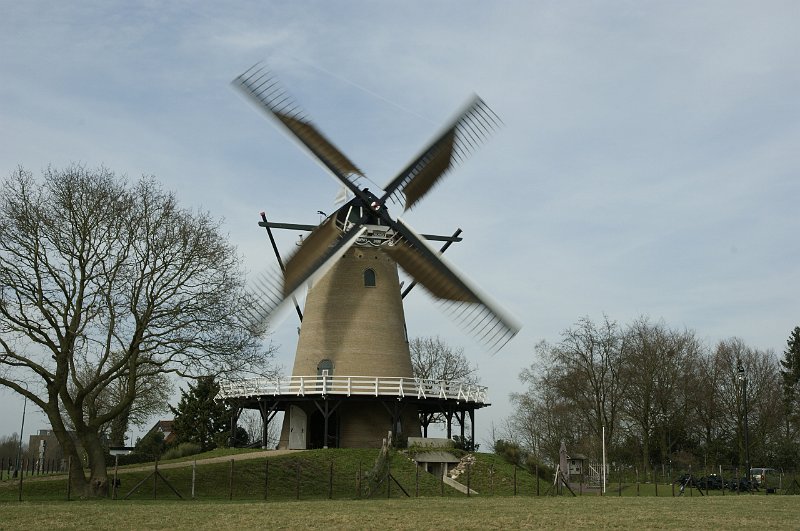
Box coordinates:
[414,451,461,479]
[568,453,587,478]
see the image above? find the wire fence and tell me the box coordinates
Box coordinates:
[1,452,798,502]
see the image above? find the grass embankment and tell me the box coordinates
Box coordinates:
[0,448,545,501]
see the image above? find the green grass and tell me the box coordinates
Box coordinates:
[0,449,547,501]
[0,496,798,530]
[1,448,796,504]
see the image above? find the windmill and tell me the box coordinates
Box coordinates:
[219,64,520,449]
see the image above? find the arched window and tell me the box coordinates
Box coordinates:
[363,268,376,287]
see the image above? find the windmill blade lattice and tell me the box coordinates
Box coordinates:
[385,218,520,353]
[381,95,502,211]
[232,64,366,196]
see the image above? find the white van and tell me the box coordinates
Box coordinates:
[750,467,779,489]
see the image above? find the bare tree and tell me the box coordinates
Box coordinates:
[410,336,478,435]
[620,317,700,478]
[510,344,586,464]
[544,316,627,456]
[410,336,478,383]
[0,166,275,497]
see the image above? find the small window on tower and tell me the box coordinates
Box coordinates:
[317,359,333,376]
[364,268,376,287]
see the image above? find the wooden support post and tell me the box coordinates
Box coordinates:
[636,468,640,496]
[192,460,196,500]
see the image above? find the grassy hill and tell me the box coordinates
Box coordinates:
[0,448,546,502]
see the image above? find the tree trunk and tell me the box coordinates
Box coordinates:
[51,420,110,498]
[109,406,131,447]
[81,432,110,497]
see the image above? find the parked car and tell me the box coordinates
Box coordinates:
[696,474,723,490]
[727,477,758,492]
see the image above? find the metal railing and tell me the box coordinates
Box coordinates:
[217,375,488,404]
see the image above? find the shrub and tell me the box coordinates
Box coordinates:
[494,439,523,466]
[162,442,202,461]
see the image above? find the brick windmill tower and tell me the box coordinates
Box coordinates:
[220,65,519,449]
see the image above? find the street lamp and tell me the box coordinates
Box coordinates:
[15,382,29,502]
[737,361,750,489]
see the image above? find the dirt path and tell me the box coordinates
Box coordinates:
[120,449,303,473]
[10,449,305,482]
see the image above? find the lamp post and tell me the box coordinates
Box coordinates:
[737,362,750,489]
[15,383,29,502]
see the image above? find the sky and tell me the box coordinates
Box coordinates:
[1,1,798,446]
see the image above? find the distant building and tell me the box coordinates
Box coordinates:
[27,430,88,470]
[146,420,176,445]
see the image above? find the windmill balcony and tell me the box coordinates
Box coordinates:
[217,375,488,404]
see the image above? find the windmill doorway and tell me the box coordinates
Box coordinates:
[309,409,339,449]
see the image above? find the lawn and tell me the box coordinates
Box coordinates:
[0,496,798,530]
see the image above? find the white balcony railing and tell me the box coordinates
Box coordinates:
[217,375,488,404]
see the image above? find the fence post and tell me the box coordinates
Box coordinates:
[618,468,622,497]
[192,460,197,500]
[387,453,391,499]
[113,455,119,500]
[466,464,471,497]
[489,464,494,496]
[328,461,333,500]
[513,465,517,496]
[534,464,538,496]
[655,468,658,497]
[295,461,300,500]
[415,464,419,497]
[440,466,444,497]
[228,459,234,500]
[264,457,269,501]
[636,468,640,496]
[67,456,72,501]
[17,457,24,501]
[153,459,159,500]
[357,461,362,498]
